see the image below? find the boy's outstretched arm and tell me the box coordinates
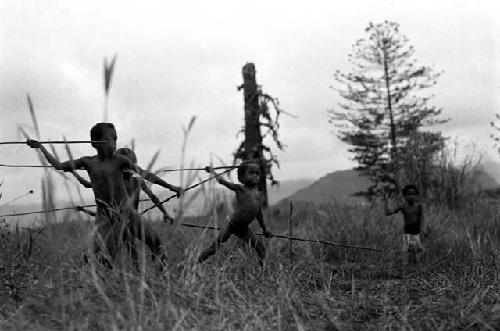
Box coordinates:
[72,172,92,188]
[27,139,86,171]
[205,166,241,192]
[383,190,398,216]
[140,169,181,195]
[76,206,96,217]
[140,181,174,224]
[257,209,273,238]
[119,156,182,195]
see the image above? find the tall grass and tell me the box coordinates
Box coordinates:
[3,96,498,329]
[1,184,499,329]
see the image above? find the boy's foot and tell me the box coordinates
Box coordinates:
[156,252,168,272]
[82,253,90,265]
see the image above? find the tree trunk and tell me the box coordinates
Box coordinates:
[383,45,397,160]
[241,63,268,208]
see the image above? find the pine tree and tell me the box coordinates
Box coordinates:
[329,21,447,196]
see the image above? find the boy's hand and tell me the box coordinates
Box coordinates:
[172,185,183,198]
[263,230,273,238]
[27,139,41,148]
[204,166,213,173]
[76,206,84,212]
[163,213,174,224]
[422,225,431,238]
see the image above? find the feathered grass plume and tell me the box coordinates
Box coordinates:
[62,137,87,205]
[103,55,117,122]
[129,138,135,153]
[145,149,161,173]
[177,116,197,221]
[144,149,161,189]
[23,95,56,224]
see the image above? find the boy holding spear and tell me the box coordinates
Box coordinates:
[27,123,181,266]
[198,162,273,265]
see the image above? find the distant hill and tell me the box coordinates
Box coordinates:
[283,169,369,205]
[268,179,314,205]
[474,163,500,189]
[471,171,497,189]
[479,160,500,184]
[280,167,500,205]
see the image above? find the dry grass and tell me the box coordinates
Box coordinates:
[1,198,499,330]
[3,101,498,329]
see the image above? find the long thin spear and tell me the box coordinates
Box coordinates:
[162,165,237,172]
[0,195,156,217]
[0,203,96,217]
[179,221,381,252]
[140,168,233,215]
[270,234,382,252]
[0,169,233,218]
[0,164,50,168]
[0,140,108,146]
[0,190,34,209]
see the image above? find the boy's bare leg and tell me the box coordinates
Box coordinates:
[94,215,119,268]
[127,211,164,261]
[198,222,233,263]
[121,227,140,269]
[415,234,424,263]
[242,228,266,266]
[402,234,409,266]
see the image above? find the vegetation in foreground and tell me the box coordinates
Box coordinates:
[1,198,499,331]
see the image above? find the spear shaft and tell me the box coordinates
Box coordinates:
[0,140,108,145]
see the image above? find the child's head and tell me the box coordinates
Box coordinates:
[90,123,117,153]
[402,184,419,203]
[116,147,137,164]
[237,162,261,186]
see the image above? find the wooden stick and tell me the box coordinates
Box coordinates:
[178,221,382,252]
[0,204,96,217]
[0,169,233,218]
[162,165,237,172]
[0,190,34,208]
[140,169,233,214]
[0,196,148,218]
[268,234,382,252]
[0,164,51,168]
[0,140,108,145]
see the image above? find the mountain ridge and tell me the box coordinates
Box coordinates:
[280,167,499,205]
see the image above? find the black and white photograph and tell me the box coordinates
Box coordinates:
[1,0,499,329]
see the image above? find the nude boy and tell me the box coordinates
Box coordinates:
[384,184,425,264]
[27,123,180,265]
[198,162,272,265]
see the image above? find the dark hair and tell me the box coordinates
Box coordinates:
[116,147,137,164]
[237,162,260,183]
[402,184,419,196]
[90,123,117,143]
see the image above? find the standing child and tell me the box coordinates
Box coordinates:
[383,184,425,264]
[198,162,273,266]
[27,123,181,266]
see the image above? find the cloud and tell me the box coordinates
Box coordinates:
[1,0,499,205]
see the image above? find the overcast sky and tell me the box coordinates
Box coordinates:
[1,0,499,206]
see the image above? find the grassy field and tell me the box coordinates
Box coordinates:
[1,199,499,330]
